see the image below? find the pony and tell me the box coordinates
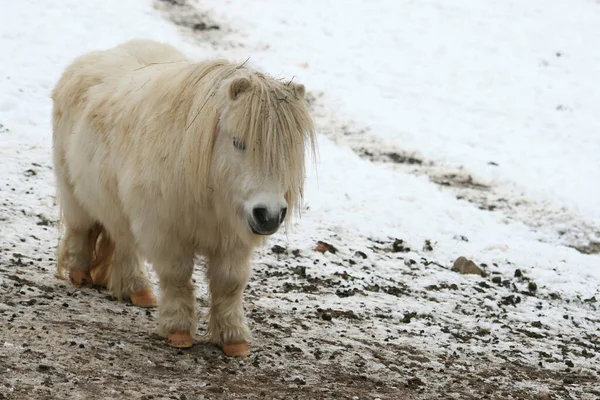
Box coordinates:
[51,39,315,357]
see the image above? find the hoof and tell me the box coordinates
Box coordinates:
[222,341,250,357]
[90,269,109,288]
[166,331,194,348]
[130,288,158,308]
[69,269,93,287]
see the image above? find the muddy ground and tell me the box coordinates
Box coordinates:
[1,145,598,400]
[1,1,600,399]
[1,197,599,399]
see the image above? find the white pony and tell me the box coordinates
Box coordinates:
[51,39,315,357]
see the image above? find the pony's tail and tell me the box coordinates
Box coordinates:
[56,222,115,287]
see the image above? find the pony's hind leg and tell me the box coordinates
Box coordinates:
[58,226,96,286]
[57,171,156,306]
[56,178,97,287]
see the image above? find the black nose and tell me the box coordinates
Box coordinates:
[279,207,287,223]
[252,206,287,234]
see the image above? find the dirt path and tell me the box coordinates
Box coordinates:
[2,183,599,399]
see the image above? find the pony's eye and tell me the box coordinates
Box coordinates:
[233,137,246,151]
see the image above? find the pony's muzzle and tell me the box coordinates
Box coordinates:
[250,206,287,235]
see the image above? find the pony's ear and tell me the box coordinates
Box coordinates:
[228,77,252,100]
[291,83,305,100]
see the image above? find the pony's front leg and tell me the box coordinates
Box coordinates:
[204,251,252,357]
[154,255,197,348]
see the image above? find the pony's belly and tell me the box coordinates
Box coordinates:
[65,129,128,235]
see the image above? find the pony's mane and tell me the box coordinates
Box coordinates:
[179,59,316,218]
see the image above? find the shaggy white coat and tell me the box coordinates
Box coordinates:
[51,39,315,347]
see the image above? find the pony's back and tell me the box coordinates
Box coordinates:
[52,39,186,110]
[116,39,187,65]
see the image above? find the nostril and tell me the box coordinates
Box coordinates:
[279,207,287,223]
[252,207,268,225]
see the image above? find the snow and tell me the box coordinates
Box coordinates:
[200,0,600,225]
[1,0,599,398]
[0,1,183,145]
[197,0,600,294]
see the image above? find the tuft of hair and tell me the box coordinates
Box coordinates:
[88,224,115,286]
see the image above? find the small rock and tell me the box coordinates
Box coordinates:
[500,295,521,306]
[321,312,332,321]
[402,312,417,324]
[21,299,37,306]
[293,377,306,385]
[385,152,422,165]
[528,282,538,293]
[581,349,594,359]
[315,241,337,254]
[284,345,303,354]
[452,256,485,276]
[336,288,359,298]
[293,266,306,277]
[392,239,410,253]
[271,245,286,255]
[353,250,367,259]
[514,269,523,278]
[422,240,433,252]
[38,364,52,372]
[406,377,425,388]
[563,376,575,385]
[36,214,52,226]
[192,22,220,31]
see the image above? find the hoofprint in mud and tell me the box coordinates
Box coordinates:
[1,0,600,399]
[51,38,315,356]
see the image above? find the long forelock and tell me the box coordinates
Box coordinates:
[226,74,316,215]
